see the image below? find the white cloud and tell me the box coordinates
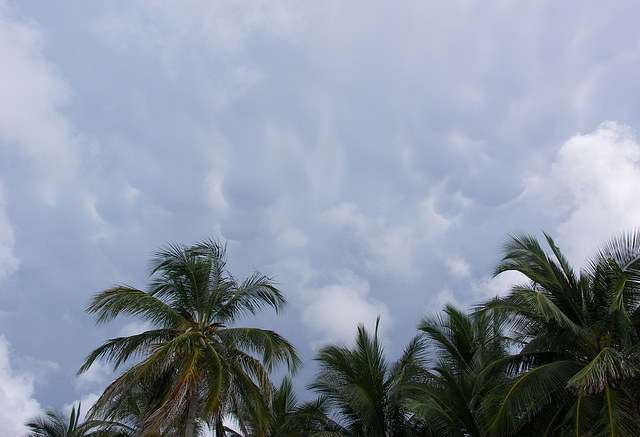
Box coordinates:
[63,392,100,424]
[429,287,463,312]
[75,360,113,393]
[445,255,471,280]
[118,321,153,338]
[428,270,526,315]
[529,122,640,266]
[301,270,390,348]
[322,201,450,278]
[471,270,528,301]
[0,336,42,437]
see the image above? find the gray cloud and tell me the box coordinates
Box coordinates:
[3,0,640,412]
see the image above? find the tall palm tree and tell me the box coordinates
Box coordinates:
[78,239,301,437]
[482,232,640,436]
[405,304,509,437]
[308,319,426,437]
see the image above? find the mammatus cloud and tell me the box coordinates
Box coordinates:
[321,201,450,279]
[93,0,305,112]
[3,0,640,418]
[0,0,79,204]
[301,270,390,347]
[0,336,42,436]
[94,0,306,55]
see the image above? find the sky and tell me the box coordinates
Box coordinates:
[2,0,640,434]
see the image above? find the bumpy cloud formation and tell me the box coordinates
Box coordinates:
[3,0,640,415]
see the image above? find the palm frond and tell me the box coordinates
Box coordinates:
[218,327,301,373]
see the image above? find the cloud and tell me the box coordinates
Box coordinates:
[473,270,529,301]
[0,184,18,281]
[94,0,306,55]
[301,270,390,347]
[0,1,78,203]
[4,0,640,418]
[528,122,640,265]
[63,392,100,424]
[321,201,450,279]
[92,0,307,113]
[0,336,42,436]
[75,360,113,393]
[445,255,471,280]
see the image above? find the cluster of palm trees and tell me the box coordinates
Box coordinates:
[25,233,640,436]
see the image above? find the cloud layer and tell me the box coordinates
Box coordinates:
[2,0,640,413]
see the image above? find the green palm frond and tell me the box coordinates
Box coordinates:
[308,319,422,437]
[409,305,510,437]
[24,404,125,437]
[484,231,640,435]
[218,327,301,373]
[568,348,634,392]
[86,286,185,328]
[487,360,581,436]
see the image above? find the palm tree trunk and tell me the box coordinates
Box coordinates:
[185,389,199,437]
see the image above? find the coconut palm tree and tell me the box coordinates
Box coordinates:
[78,238,301,437]
[308,319,426,437]
[24,404,130,437]
[227,376,334,437]
[482,232,640,436]
[25,405,85,437]
[405,304,509,437]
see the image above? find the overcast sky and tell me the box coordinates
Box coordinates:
[2,0,640,434]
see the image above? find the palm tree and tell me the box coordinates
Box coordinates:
[481,232,640,436]
[308,318,426,437]
[78,238,301,437]
[24,404,128,437]
[227,376,331,437]
[25,405,84,437]
[405,304,509,437]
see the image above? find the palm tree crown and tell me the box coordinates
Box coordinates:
[483,232,640,436]
[78,238,300,437]
[308,318,425,437]
[24,404,122,437]
[25,406,82,437]
[406,304,509,437]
